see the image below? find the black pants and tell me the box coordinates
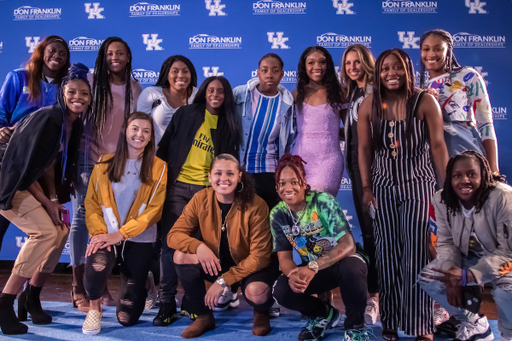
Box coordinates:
[0,215,11,252]
[160,181,206,303]
[84,241,153,326]
[348,149,379,294]
[273,256,367,329]
[252,172,279,210]
[176,261,280,315]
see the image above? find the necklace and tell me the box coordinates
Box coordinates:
[287,201,307,236]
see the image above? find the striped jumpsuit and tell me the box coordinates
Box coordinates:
[372,114,435,335]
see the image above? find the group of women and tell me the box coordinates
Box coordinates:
[0,28,509,341]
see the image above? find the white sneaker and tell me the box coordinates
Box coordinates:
[454,316,494,341]
[269,301,280,317]
[213,286,239,311]
[83,309,102,335]
[434,302,450,326]
[145,271,158,311]
[364,297,379,325]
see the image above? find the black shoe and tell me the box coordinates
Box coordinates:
[0,293,28,335]
[153,301,177,326]
[18,285,52,325]
[298,305,341,341]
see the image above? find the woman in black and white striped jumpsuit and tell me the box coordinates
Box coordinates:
[357,49,449,339]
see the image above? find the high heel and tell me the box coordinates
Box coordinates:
[23,285,52,325]
[17,286,28,321]
[0,293,28,335]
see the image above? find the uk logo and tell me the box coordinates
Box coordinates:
[465,0,487,14]
[142,34,163,50]
[333,0,355,14]
[398,31,420,49]
[25,36,40,53]
[205,0,226,16]
[84,3,105,19]
[267,32,290,49]
[0,42,3,53]
[203,66,224,77]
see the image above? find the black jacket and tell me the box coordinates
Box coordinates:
[156,102,240,187]
[0,103,83,210]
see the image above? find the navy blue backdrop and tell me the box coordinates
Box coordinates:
[0,0,510,262]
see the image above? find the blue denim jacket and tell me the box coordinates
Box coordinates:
[0,69,59,127]
[233,78,296,166]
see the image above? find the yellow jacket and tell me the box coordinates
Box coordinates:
[85,154,167,239]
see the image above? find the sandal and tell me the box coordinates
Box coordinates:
[71,289,90,313]
[383,329,399,341]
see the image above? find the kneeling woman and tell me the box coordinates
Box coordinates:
[0,63,89,335]
[82,112,167,334]
[168,154,277,338]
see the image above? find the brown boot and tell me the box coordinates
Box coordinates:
[181,312,215,339]
[253,310,271,336]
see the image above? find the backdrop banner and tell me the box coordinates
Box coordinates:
[0,0,510,262]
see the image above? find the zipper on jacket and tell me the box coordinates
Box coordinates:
[504,223,509,239]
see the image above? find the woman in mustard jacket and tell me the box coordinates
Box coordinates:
[81,112,167,334]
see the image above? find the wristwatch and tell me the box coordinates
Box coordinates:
[308,261,319,274]
[216,276,227,288]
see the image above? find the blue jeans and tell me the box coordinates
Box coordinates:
[69,153,94,267]
[419,256,512,338]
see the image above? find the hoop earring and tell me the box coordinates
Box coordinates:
[237,181,244,193]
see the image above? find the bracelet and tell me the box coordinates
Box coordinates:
[461,269,467,287]
[50,198,59,202]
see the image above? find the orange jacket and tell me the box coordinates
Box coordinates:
[167,187,272,286]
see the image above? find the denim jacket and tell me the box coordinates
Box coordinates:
[233,78,296,165]
[434,182,512,284]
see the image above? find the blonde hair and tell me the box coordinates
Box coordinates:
[340,44,375,101]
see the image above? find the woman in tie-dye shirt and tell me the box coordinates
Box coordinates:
[419,29,499,176]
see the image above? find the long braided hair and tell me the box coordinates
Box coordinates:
[441,151,496,214]
[295,46,342,113]
[87,37,136,139]
[419,29,462,88]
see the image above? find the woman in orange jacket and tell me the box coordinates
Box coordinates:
[81,112,167,334]
[168,153,278,339]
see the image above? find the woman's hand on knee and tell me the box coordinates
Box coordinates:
[196,243,221,276]
[86,240,109,257]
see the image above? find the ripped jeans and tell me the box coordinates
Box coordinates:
[84,241,153,326]
[419,255,512,338]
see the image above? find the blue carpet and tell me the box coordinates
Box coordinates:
[1,302,501,340]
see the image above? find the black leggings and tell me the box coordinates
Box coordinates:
[348,149,379,294]
[273,256,367,329]
[84,241,153,327]
[176,261,280,316]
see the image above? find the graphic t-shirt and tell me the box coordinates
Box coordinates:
[348,87,365,149]
[270,190,350,264]
[461,204,486,258]
[177,109,218,185]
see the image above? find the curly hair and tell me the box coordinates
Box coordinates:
[372,49,419,149]
[275,153,311,198]
[210,154,255,211]
[340,44,375,102]
[441,151,496,214]
[154,55,197,100]
[419,29,462,88]
[295,46,342,113]
[26,35,70,102]
[88,37,136,139]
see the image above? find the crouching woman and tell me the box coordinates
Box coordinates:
[82,112,167,334]
[168,153,278,339]
[419,151,512,341]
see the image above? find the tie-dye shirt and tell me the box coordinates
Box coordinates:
[270,190,349,264]
[427,67,496,141]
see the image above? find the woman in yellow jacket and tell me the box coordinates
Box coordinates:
[81,112,167,334]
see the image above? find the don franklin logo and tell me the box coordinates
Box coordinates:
[317,33,371,48]
[133,68,160,85]
[69,37,104,52]
[189,34,242,49]
[251,69,296,83]
[252,0,306,15]
[493,107,507,120]
[130,2,180,17]
[453,32,505,48]
[14,6,61,20]
[382,0,437,14]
